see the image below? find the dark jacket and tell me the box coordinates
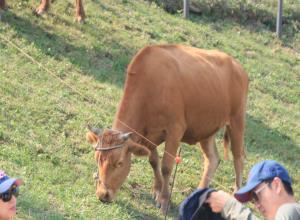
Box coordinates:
[179,188,225,220]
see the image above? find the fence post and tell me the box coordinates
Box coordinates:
[183,0,189,18]
[276,0,283,38]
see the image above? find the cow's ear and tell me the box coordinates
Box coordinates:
[86,131,99,144]
[127,140,150,156]
[87,125,102,135]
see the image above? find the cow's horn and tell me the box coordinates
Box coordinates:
[119,132,133,141]
[87,125,102,135]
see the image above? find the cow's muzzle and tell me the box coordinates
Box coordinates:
[97,186,113,203]
[94,176,114,203]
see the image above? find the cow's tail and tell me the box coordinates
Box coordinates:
[223,125,230,160]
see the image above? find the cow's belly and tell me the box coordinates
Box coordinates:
[182,124,222,144]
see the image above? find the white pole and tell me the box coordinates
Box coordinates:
[183,0,189,18]
[276,0,283,38]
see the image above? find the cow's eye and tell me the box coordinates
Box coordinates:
[116,161,123,168]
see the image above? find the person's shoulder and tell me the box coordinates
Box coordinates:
[275,203,300,220]
[279,203,300,210]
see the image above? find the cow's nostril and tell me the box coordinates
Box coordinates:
[99,197,107,203]
[104,192,109,200]
[99,191,110,203]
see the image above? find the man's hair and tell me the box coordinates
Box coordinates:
[265,178,294,196]
[282,181,294,195]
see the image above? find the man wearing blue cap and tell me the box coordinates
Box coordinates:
[206,160,300,220]
[0,170,22,220]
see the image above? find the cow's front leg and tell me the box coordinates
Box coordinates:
[0,0,5,21]
[198,135,219,188]
[35,0,50,15]
[157,139,180,213]
[0,0,6,10]
[149,148,163,203]
[75,0,85,23]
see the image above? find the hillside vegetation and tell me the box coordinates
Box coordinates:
[0,0,299,219]
[151,0,300,50]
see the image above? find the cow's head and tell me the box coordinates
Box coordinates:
[86,127,150,202]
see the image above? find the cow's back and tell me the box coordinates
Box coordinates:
[115,45,248,143]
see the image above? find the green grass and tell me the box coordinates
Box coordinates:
[0,0,299,219]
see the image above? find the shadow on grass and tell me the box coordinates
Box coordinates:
[245,114,300,170]
[116,201,160,220]
[188,2,299,46]
[116,186,179,220]
[0,10,136,87]
[18,194,74,220]
[193,1,299,29]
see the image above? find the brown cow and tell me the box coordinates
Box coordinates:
[0,0,85,22]
[86,44,249,213]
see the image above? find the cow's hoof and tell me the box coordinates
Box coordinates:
[152,190,160,201]
[160,202,169,215]
[35,6,46,15]
[155,202,161,209]
[156,197,170,214]
[75,16,84,23]
[34,5,49,16]
[154,194,160,208]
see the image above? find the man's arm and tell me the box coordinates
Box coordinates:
[206,191,261,220]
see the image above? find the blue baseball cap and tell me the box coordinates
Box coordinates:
[0,170,22,194]
[234,160,292,203]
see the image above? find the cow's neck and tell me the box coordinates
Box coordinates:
[112,75,147,138]
[112,101,144,136]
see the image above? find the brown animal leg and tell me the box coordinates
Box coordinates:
[223,125,230,160]
[158,127,184,214]
[0,0,6,10]
[35,0,50,15]
[198,136,220,188]
[228,114,245,190]
[159,142,179,213]
[75,0,85,23]
[149,149,163,201]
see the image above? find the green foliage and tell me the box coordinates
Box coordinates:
[146,0,182,13]
[152,0,300,38]
[0,0,299,219]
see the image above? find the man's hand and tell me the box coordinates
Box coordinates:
[206,190,232,213]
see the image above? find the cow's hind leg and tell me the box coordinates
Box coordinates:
[228,113,245,190]
[35,0,50,15]
[198,135,220,188]
[149,148,163,202]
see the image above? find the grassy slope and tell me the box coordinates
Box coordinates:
[0,0,299,219]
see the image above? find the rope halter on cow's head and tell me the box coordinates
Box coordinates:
[87,126,133,184]
[87,125,132,151]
